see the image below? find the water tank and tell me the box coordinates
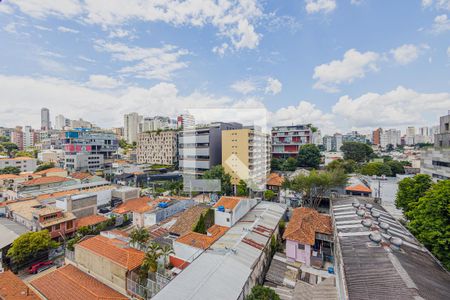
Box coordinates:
[217,205,225,212]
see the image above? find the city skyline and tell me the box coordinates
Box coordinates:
[0,1,449,133]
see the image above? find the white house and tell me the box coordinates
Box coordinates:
[213,196,257,227]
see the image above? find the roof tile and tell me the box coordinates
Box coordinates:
[283,207,332,245]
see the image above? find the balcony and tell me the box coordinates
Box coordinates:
[179,135,209,144]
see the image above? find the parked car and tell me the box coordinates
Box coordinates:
[28,260,53,274]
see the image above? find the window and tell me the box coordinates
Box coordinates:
[298,244,305,250]
[446,123,449,131]
[226,218,230,222]
[66,220,73,229]
[54,223,60,231]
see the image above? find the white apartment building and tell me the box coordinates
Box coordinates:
[136,130,178,165]
[23,126,35,149]
[124,112,142,144]
[380,129,401,148]
[0,157,37,172]
[55,114,66,130]
[142,116,177,132]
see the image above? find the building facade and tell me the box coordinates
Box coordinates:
[179,122,242,176]
[41,107,50,131]
[124,112,142,144]
[323,133,343,152]
[380,129,401,148]
[271,125,312,158]
[136,130,178,165]
[0,157,37,172]
[222,127,270,191]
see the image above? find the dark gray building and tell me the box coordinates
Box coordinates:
[434,112,450,148]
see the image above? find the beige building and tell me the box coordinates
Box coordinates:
[222,127,271,191]
[137,130,178,165]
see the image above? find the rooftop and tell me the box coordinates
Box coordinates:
[266,172,284,187]
[345,184,372,193]
[169,204,210,236]
[21,176,72,186]
[332,197,450,300]
[212,196,244,210]
[176,225,229,250]
[0,217,29,249]
[0,270,40,300]
[76,214,108,228]
[34,167,66,175]
[0,174,21,180]
[76,235,144,271]
[112,196,155,214]
[0,156,34,161]
[70,172,93,180]
[30,264,127,300]
[283,207,332,245]
[153,201,286,300]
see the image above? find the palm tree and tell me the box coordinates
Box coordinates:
[160,245,174,269]
[130,227,150,250]
[141,242,162,274]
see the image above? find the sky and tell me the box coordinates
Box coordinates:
[0,0,449,134]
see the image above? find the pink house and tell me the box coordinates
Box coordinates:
[283,207,333,267]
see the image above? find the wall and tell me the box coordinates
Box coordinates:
[214,210,232,227]
[286,240,310,265]
[74,245,127,294]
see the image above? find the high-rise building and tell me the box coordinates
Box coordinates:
[177,113,195,130]
[179,122,242,176]
[222,127,270,192]
[406,126,416,145]
[41,108,51,131]
[55,114,66,130]
[142,116,177,132]
[124,112,142,144]
[323,133,343,152]
[137,130,178,165]
[271,125,312,158]
[343,131,367,144]
[23,126,35,149]
[421,112,450,181]
[70,118,93,129]
[11,126,24,150]
[380,129,401,148]
[372,128,382,145]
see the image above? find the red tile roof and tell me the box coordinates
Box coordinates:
[70,172,92,180]
[169,205,210,236]
[212,196,243,210]
[0,270,40,299]
[31,264,127,300]
[76,235,144,270]
[77,215,108,228]
[176,225,229,250]
[21,176,71,186]
[0,174,21,180]
[283,207,332,245]
[267,173,284,187]
[112,196,155,214]
[34,168,66,175]
[345,184,372,193]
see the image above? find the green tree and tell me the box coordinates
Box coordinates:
[281,157,297,171]
[386,160,405,176]
[286,169,348,209]
[14,151,35,158]
[0,136,9,143]
[202,165,232,195]
[395,174,433,219]
[326,159,357,174]
[264,190,276,201]
[160,245,174,268]
[360,162,392,177]
[130,227,150,250]
[246,285,280,300]
[0,166,21,175]
[386,144,394,152]
[0,142,18,157]
[119,139,130,149]
[7,230,58,263]
[407,180,450,270]
[237,180,248,196]
[193,213,207,234]
[270,158,283,171]
[141,242,162,274]
[340,142,374,163]
[34,162,56,173]
[297,144,321,169]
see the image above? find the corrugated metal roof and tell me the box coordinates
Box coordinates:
[153,201,286,300]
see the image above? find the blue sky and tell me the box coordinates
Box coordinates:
[0,0,449,134]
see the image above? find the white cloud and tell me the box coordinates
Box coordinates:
[87,75,122,89]
[350,0,363,5]
[332,86,450,128]
[422,0,450,10]
[390,44,429,65]
[212,43,230,57]
[447,46,450,57]
[10,0,83,19]
[108,28,132,38]
[57,26,79,33]
[10,0,264,51]
[94,40,189,80]
[4,23,18,34]
[78,56,95,63]
[432,14,450,33]
[231,79,257,95]
[0,3,14,14]
[305,0,337,14]
[313,49,379,92]
[265,78,282,95]
[34,25,52,31]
